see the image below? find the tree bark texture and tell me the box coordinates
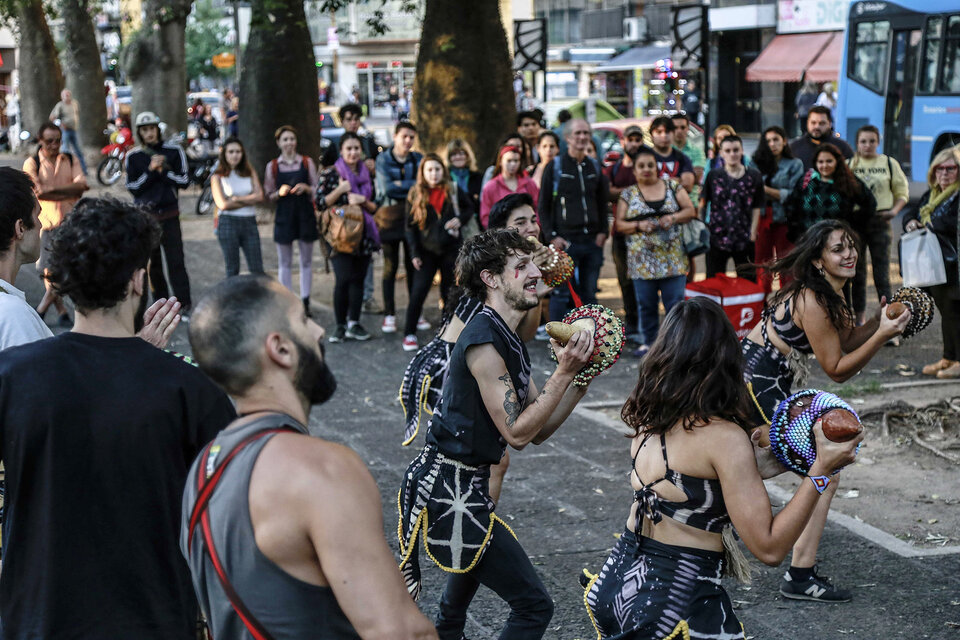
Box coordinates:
[413,0,516,167]
[16,0,63,140]
[122,0,190,136]
[59,0,108,166]
[239,0,321,177]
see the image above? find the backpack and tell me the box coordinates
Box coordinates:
[320,204,365,254]
[32,151,73,174]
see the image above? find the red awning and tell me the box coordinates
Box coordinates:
[805,33,843,82]
[745,32,833,82]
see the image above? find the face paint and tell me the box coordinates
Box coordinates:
[515,268,520,279]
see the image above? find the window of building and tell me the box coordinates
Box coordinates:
[851,20,890,93]
[920,16,942,94]
[939,15,960,93]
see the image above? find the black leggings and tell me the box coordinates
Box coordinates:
[404,250,456,336]
[435,521,554,640]
[929,283,960,361]
[382,238,414,316]
[705,244,756,282]
[331,253,371,326]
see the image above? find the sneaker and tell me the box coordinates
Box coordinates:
[382,315,397,334]
[534,325,550,341]
[780,566,851,603]
[329,325,347,343]
[57,312,73,328]
[345,323,371,341]
[362,298,383,314]
[416,317,431,332]
[937,361,960,379]
[922,358,956,376]
[632,345,649,358]
[402,335,419,351]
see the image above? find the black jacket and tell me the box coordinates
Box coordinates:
[125,142,189,216]
[904,189,960,285]
[537,153,610,240]
[405,186,474,259]
[789,131,854,171]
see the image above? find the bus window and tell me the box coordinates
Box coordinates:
[920,17,942,94]
[853,20,890,93]
[940,16,960,94]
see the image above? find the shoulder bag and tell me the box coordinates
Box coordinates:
[320,204,365,254]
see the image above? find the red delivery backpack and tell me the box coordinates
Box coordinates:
[684,274,765,339]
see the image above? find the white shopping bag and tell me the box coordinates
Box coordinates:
[900,229,947,288]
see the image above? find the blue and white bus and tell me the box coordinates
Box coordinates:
[837,0,960,182]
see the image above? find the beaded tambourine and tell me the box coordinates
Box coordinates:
[546,304,625,386]
[527,236,574,287]
[890,287,935,339]
[769,390,861,476]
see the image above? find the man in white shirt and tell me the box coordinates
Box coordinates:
[0,167,53,349]
[0,168,182,350]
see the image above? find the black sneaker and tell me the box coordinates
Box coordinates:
[329,325,347,343]
[780,566,851,602]
[345,323,371,341]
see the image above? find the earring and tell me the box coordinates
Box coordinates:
[816,265,825,277]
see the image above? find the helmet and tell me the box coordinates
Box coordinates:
[135,111,161,128]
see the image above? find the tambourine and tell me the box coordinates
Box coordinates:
[765,390,862,475]
[527,236,574,287]
[546,304,625,386]
[887,287,935,339]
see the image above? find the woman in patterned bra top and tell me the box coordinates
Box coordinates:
[584,296,863,640]
[740,220,909,604]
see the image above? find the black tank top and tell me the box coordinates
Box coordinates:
[427,307,531,466]
[181,414,360,639]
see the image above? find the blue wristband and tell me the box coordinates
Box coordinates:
[808,475,830,494]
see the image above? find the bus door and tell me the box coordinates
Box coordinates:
[883,29,921,176]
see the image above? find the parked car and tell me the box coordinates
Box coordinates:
[318,107,344,156]
[592,117,706,168]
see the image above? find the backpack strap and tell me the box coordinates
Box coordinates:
[269,158,279,185]
[187,415,299,640]
[886,154,893,193]
[552,154,563,198]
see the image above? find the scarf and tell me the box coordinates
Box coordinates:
[334,157,373,201]
[450,167,470,194]
[428,187,447,216]
[918,181,959,225]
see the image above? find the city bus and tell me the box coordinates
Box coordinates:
[837,0,960,182]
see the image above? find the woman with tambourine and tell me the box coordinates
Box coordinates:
[741,219,912,603]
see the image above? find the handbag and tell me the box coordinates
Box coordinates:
[320,204,365,254]
[681,218,710,257]
[899,228,947,288]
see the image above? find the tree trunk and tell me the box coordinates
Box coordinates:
[15,0,64,141]
[122,0,190,137]
[59,0,108,168]
[239,0,321,177]
[413,0,516,167]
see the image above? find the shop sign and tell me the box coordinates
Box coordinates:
[778,0,848,33]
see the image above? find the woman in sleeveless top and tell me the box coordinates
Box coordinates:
[583,297,863,639]
[741,219,909,603]
[210,137,264,278]
[263,125,319,317]
[616,146,696,352]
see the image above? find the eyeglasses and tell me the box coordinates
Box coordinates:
[40,137,61,145]
[935,165,959,174]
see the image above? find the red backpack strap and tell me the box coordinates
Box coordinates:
[270,158,279,185]
[188,427,291,640]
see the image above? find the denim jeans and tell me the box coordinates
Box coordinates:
[549,239,604,321]
[633,275,686,345]
[61,128,88,173]
[435,520,554,640]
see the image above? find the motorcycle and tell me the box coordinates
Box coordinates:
[187,154,218,216]
[97,127,134,186]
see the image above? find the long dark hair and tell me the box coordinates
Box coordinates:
[752,126,794,179]
[814,143,861,199]
[767,219,858,330]
[622,297,752,436]
[215,137,253,178]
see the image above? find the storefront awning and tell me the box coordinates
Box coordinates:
[597,43,673,72]
[805,33,843,82]
[744,32,833,82]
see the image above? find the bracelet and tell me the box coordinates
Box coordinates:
[808,475,830,494]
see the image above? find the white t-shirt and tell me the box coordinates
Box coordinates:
[0,278,53,350]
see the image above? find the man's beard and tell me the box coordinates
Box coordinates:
[503,284,538,312]
[293,338,337,406]
[133,292,148,333]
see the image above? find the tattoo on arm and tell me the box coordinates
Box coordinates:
[499,373,521,428]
